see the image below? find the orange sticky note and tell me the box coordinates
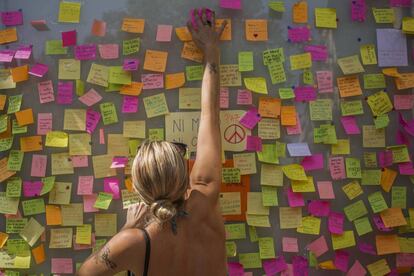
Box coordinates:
[0,232,8,248]
[143,50,168,73]
[380,208,407,228]
[216,19,232,41]
[181,41,204,63]
[245,19,268,41]
[380,168,397,192]
[91,19,106,37]
[125,177,133,192]
[122,18,145,33]
[0,28,18,44]
[0,116,11,139]
[32,243,46,264]
[120,82,143,96]
[382,68,401,78]
[258,97,281,118]
[11,65,29,83]
[0,95,6,110]
[15,108,34,126]
[46,205,62,226]
[337,75,362,98]
[175,26,192,41]
[281,106,297,126]
[20,135,43,152]
[318,260,336,270]
[293,1,308,23]
[395,73,414,90]
[0,157,16,183]
[165,72,186,90]
[376,234,400,255]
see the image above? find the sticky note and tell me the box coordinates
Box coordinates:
[377,29,408,67]
[123,37,141,55]
[59,59,81,80]
[0,28,18,45]
[61,30,77,47]
[75,44,96,60]
[109,66,132,85]
[293,1,308,23]
[337,75,362,98]
[46,40,67,55]
[337,55,365,75]
[315,8,337,28]
[244,77,268,94]
[11,65,29,83]
[99,102,118,125]
[221,64,242,87]
[142,73,164,89]
[181,41,204,63]
[122,18,145,33]
[165,72,185,90]
[143,93,169,118]
[91,19,106,37]
[143,50,168,72]
[1,11,23,26]
[373,8,394,23]
[98,44,119,59]
[360,44,377,65]
[156,25,173,42]
[245,19,268,41]
[238,51,254,72]
[220,0,242,9]
[290,53,312,70]
[58,1,81,23]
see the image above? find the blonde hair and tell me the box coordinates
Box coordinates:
[132,140,189,225]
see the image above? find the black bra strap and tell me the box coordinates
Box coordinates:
[142,228,151,276]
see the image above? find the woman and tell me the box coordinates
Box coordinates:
[78,8,228,276]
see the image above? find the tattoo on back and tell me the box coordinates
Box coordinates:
[208,63,217,74]
[95,245,117,270]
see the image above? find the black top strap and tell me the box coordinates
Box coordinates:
[142,228,151,276]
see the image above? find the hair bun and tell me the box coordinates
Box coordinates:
[150,199,177,224]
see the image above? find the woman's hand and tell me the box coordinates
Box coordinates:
[187,8,227,62]
[121,202,149,230]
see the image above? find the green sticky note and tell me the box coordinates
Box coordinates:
[148,128,164,141]
[363,74,386,89]
[123,37,141,55]
[388,145,411,164]
[303,69,314,85]
[6,177,22,198]
[276,142,286,158]
[185,65,204,81]
[93,192,113,210]
[267,61,286,84]
[314,124,337,144]
[0,137,15,152]
[7,150,23,171]
[278,88,295,99]
[45,40,68,55]
[262,186,278,206]
[340,100,364,116]
[374,114,389,129]
[363,152,378,168]
[257,144,279,164]
[308,251,318,267]
[258,237,275,259]
[249,226,258,242]
[6,239,30,256]
[128,139,141,156]
[0,192,19,214]
[108,66,132,85]
[105,83,123,92]
[40,176,56,195]
[143,93,169,118]
[12,119,27,134]
[6,218,27,233]
[263,48,285,65]
[7,94,22,114]
[226,241,237,257]
[344,200,368,221]
[0,114,8,133]
[269,1,285,12]
[239,252,262,269]
[5,270,20,276]
[361,170,381,185]
[368,191,388,213]
[222,168,241,183]
[310,99,332,121]
[22,198,45,216]
[346,158,361,178]
[354,216,373,236]
[392,186,407,208]
[238,51,254,72]
[100,102,118,125]
[225,223,246,240]
[76,79,85,96]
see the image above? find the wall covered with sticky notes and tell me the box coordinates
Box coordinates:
[0,0,414,275]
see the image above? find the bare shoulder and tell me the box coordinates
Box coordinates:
[185,187,221,220]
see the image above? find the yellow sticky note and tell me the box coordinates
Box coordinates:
[402,17,414,34]
[123,121,146,139]
[244,77,268,94]
[245,19,268,41]
[220,192,241,215]
[220,64,242,87]
[69,133,91,155]
[175,26,192,41]
[367,259,391,276]
[87,63,109,87]
[331,230,355,250]
[49,228,73,248]
[337,55,365,75]
[58,1,81,23]
[46,131,68,148]
[291,176,315,193]
[143,93,169,118]
[360,44,377,65]
[315,8,337,28]
[382,67,401,78]
[59,59,81,80]
[342,180,363,200]
[247,192,269,215]
[282,164,307,181]
[290,53,312,71]
[331,139,350,155]
[297,216,321,235]
[95,213,117,237]
[279,207,302,229]
[179,88,201,110]
[373,8,394,24]
[121,18,145,33]
[258,237,275,259]
[366,91,393,116]
[76,224,92,245]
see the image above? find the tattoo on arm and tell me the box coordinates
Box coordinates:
[94,245,118,270]
[207,63,217,74]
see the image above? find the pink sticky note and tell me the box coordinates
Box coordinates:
[308,200,330,217]
[357,242,377,255]
[83,194,99,213]
[396,253,414,268]
[329,156,346,180]
[74,234,96,250]
[301,153,324,171]
[61,30,77,47]
[31,154,47,177]
[351,0,367,22]
[23,181,43,197]
[294,86,317,102]
[156,25,173,42]
[245,136,262,152]
[396,130,410,147]
[286,114,302,135]
[292,256,308,276]
[111,157,129,168]
[220,87,229,109]
[328,211,344,234]
[378,150,393,168]
[394,95,414,110]
[239,107,261,129]
[334,250,350,272]
[316,181,335,199]
[31,20,49,31]
[75,44,97,60]
[1,11,23,26]
[14,45,32,59]
[0,50,15,62]
[122,96,139,113]
[237,89,252,105]
[29,63,48,77]
[37,80,55,104]
[340,116,360,135]
[37,113,52,135]
[78,88,102,107]
[304,45,328,61]
[372,214,392,232]
[307,236,328,257]
[282,237,299,253]
[390,0,412,7]
[142,73,164,89]
[287,188,304,207]
[98,44,119,59]
[227,262,244,276]
[316,71,333,93]
[123,59,139,71]
[86,109,101,134]
[99,128,105,144]
[57,81,73,105]
[51,258,73,274]
[399,162,414,175]
[71,156,88,168]
[346,260,367,276]
[281,264,294,276]
[220,0,242,9]
[288,26,311,43]
[104,177,120,199]
[263,256,288,275]
[78,176,94,195]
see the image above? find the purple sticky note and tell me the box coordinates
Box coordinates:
[396,253,414,268]
[263,256,288,275]
[288,26,311,43]
[51,258,73,274]
[1,11,23,26]
[0,50,15,62]
[110,157,129,169]
[334,250,350,272]
[357,242,377,255]
[396,130,410,147]
[75,44,97,60]
[122,96,138,113]
[220,0,242,9]
[142,74,164,90]
[378,150,393,168]
[245,136,262,151]
[239,107,261,129]
[61,29,77,47]
[29,63,49,77]
[123,59,139,71]
[329,156,346,180]
[23,181,43,197]
[294,86,317,102]
[301,153,324,171]
[287,187,304,207]
[86,109,101,134]
[14,45,32,59]
[227,262,244,276]
[390,0,412,7]
[340,116,360,135]
[103,177,120,199]
[351,0,367,22]
[304,45,328,61]
[308,200,330,217]
[328,211,344,235]
[372,214,392,232]
[292,256,308,276]
[57,81,73,105]
[287,143,311,157]
[399,162,414,175]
